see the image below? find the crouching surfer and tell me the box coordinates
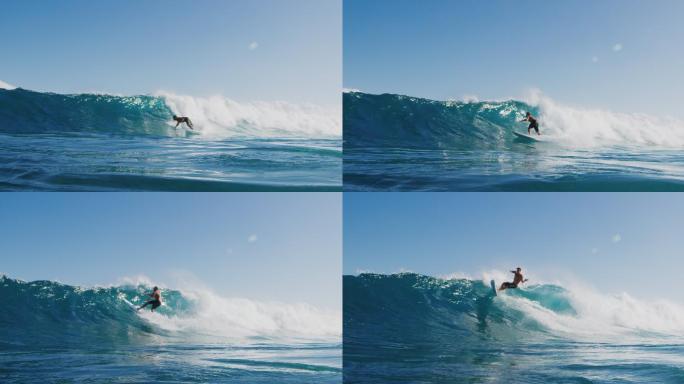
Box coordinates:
[138,286,162,312]
[520,112,540,135]
[173,115,194,130]
[499,267,528,291]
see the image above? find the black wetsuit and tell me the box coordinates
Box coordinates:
[501,282,518,289]
[139,299,161,310]
[527,116,539,134]
[175,117,193,129]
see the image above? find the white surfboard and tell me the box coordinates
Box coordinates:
[490,279,498,296]
[513,131,544,142]
[121,297,139,311]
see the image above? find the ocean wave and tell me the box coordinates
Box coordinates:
[0,88,340,139]
[344,91,684,149]
[0,275,340,347]
[344,273,684,344]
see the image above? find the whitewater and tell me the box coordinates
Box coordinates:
[344,273,684,383]
[0,85,341,191]
[0,275,341,383]
[344,91,684,191]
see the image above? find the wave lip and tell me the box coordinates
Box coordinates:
[344,91,684,149]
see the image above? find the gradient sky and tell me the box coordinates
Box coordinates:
[0,193,341,310]
[344,0,684,118]
[345,193,684,302]
[0,0,341,106]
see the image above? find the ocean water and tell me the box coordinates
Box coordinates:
[0,276,341,383]
[344,92,684,191]
[344,273,684,383]
[0,88,341,191]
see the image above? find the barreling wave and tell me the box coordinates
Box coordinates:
[0,275,340,347]
[344,273,684,344]
[344,91,684,149]
[0,87,340,139]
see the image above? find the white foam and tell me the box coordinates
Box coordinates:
[156,91,341,139]
[524,90,684,148]
[498,279,684,343]
[0,80,17,90]
[137,283,341,343]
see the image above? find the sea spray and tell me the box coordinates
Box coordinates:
[158,91,341,139]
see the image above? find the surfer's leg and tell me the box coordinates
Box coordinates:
[138,300,154,310]
[151,300,161,311]
[500,282,514,290]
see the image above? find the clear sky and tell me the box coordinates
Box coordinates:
[345,193,684,302]
[344,0,684,118]
[0,193,341,310]
[0,0,341,106]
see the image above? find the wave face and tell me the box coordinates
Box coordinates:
[0,276,340,348]
[344,91,684,149]
[0,89,173,136]
[344,273,684,344]
[0,88,340,139]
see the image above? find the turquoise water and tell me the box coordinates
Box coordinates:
[344,92,684,191]
[0,89,341,191]
[0,276,341,383]
[344,273,684,383]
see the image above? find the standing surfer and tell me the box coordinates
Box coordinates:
[137,286,162,312]
[173,115,194,130]
[520,112,540,135]
[499,267,528,291]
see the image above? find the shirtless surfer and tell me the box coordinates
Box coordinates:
[499,267,528,291]
[137,286,162,312]
[173,115,194,130]
[520,112,540,135]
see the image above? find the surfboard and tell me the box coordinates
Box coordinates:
[513,131,543,142]
[121,297,139,311]
[490,279,498,296]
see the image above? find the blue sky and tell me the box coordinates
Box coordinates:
[0,193,341,310]
[345,193,684,302]
[0,0,341,106]
[344,0,684,118]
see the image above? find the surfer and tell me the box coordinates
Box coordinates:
[499,267,528,291]
[137,286,162,312]
[520,112,540,135]
[173,115,194,130]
